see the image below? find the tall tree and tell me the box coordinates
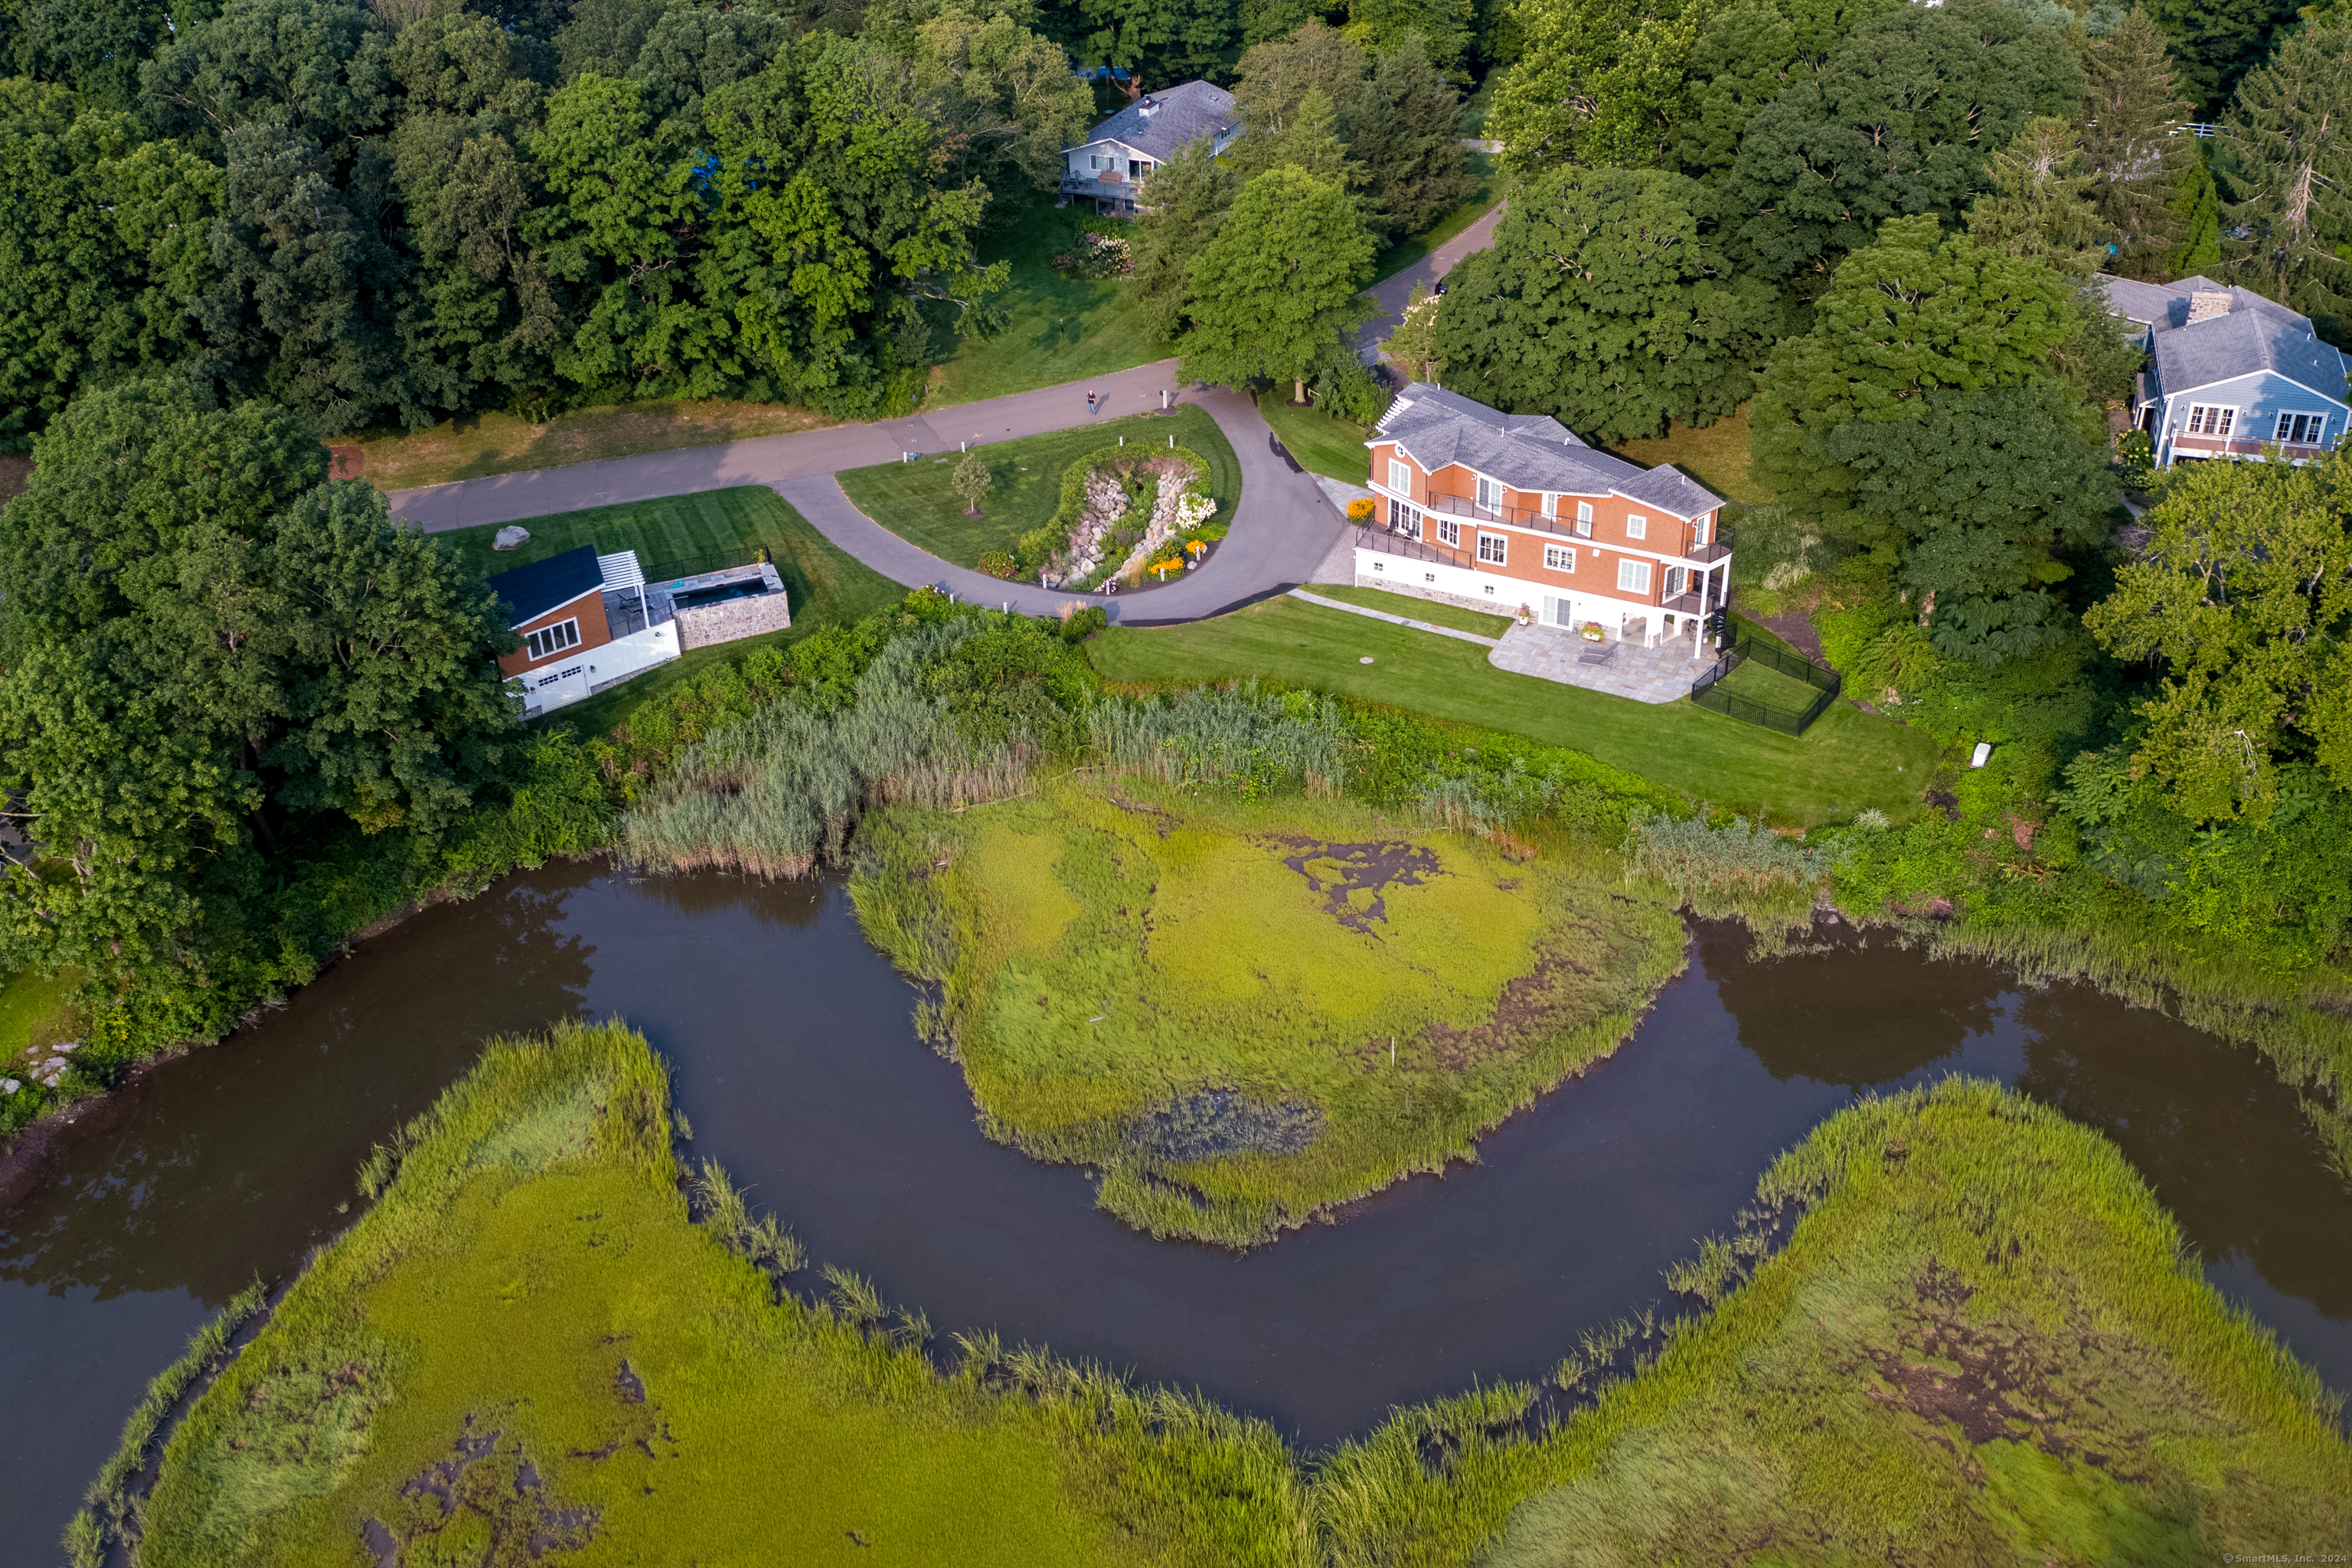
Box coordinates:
[1233,15,1365,137]
[1826,382,2113,664]
[2220,22,2352,342]
[1965,117,2104,277]
[1749,215,2079,524]
[1430,165,1779,444]
[1485,0,1699,171]
[2142,0,2301,115]
[2077,8,2197,282]
[1669,0,1906,181]
[911,8,1095,195]
[1179,164,1374,400]
[1347,0,1474,75]
[1714,0,2083,289]
[1240,82,1359,185]
[139,0,396,162]
[1076,0,1232,85]
[2085,457,2352,822]
[1344,33,1473,237]
[1129,138,1236,339]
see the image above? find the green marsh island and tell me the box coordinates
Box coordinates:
[852,778,1684,1246]
[122,1026,2352,1566]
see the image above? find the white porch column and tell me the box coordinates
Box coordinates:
[1690,562,1710,660]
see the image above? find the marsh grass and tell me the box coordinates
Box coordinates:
[850,774,1688,1246]
[138,1019,1310,1568]
[130,1043,2352,1566]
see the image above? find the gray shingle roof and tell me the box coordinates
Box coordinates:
[1072,80,1238,163]
[1371,384,1727,520]
[2093,274,2348,401]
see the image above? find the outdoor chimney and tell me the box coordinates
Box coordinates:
[2187,289,2233,325]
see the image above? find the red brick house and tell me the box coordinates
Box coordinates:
[1360,384,1732,658]
[488,546,613,681]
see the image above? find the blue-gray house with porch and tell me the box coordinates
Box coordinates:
[2100,274,2351,468]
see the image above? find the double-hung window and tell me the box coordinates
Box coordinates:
[2186,404,2236,437]
[1391,501,1423,540]
[1089,152,1116,172]
[1477,531,1508,566]
[1437,517,1461,547]
[2275,410,2329,445]
[1544,543,1575,573]
[1617,560,1652,595]
[1475,475,1503,516]
[524,618,581,662]
[1573,501,1594,538]
[1625,513,1647,541]
[1387,457,1413,495]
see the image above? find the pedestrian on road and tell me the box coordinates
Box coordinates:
[1086,389,1098,416]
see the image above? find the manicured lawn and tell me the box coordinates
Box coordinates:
[1258,394,1372,485]
[835,403,1239,570]
[1609,403,1773,505]
[1373,153,1504,283]
[436,487,902,740]
[357,399,835,492]
[1089,598,1942,826]
[1710,655,1825,717]
[136,1021,1289,1568]
[927,194,1175,408]
[1308,583,1514,637]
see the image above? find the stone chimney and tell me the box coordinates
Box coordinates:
[2187,289,2233,325]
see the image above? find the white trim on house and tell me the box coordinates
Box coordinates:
[2274,409,2331,443]
[1378,440,1717,522]
[1364,477,1726,568]
[524,617,583,661]
[2184,403,2238,437]
[2163,368,2352,412]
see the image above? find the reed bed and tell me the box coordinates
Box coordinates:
[1086,681,1352,796]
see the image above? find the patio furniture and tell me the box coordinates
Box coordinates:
[1576,642,1619,667]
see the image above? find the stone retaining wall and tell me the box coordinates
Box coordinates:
[672,564,792,651]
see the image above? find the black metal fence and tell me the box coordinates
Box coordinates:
[1689,635,1841,736]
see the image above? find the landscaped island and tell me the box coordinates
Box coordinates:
[114,1028,2351,1565]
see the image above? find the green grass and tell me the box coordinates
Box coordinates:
[1372,152,1503,284]
[131,1036,2352,1564]
[1710,655,1827,717]
[835,404,1239,570]
[436,487,901,743]
[1256,395,1371,485]
[0,965,79,1068]
[1089,599,1941,827]
[1609,402,1773,506]
[138,1021,1298,1568]
[355,400,835,492]
[1305,583,1513,637]
[928,194,1176,408]
[851,778,1687,1246]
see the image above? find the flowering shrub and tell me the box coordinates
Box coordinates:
[977,551,1019,580]
[1050,233,1134,280]
[1347,498,1374,524]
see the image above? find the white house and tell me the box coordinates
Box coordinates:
[1060,80,1240,214]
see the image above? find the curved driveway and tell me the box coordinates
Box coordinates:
[386,205,1504,628]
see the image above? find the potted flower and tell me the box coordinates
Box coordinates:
[1514,603,1534,627]
[1580,621,1606,642]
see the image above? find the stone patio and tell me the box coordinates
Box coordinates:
[1488,622,1708,704]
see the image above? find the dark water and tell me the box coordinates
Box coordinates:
[5,864,2350,1557]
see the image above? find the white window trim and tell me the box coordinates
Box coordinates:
[1436,517,1460,547]
[1475,475,1503,514]
[1693,511,1712,546]
[1544,543,1575,573]
[1387,457,1412,493]
[1625,512,1647,541]
[1574,501,1594,538]
[1392,501,1423,540]
[1477,531,1508,566]
[2185,403,2237,438]
[1617,560,1652,595]
[2274,409,2329,444]
[524,617,582,662]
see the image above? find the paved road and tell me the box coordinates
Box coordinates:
[1355,202,1508,368]
[389,368,1353,628]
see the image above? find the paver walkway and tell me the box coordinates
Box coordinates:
[1287,588,1501,647]
[1488,622,1705,705]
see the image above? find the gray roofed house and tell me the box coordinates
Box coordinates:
[1060,81,1240,214]
[1375,384,1725,521]
[2096,274,2351,466]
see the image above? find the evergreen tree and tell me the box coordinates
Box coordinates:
[1179,165,1374,400]
[2220,24,2352,341]
[2168,149,2223,274]
[2077,9,2197,282]
[1965,117,2104,277]
[1233,16,1366,139]
[1346,33,1474,237]
[1077,0,1233,85]
[1246,83,1358,185]
[2142,0,2301,115]
[1129,138,1238,339]
[1431,164,1780,444]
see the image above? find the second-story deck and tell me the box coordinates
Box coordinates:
[1387,486,1733,564]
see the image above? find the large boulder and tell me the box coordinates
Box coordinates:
[493,526,531,550]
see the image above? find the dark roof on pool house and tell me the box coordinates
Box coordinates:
[486,546,605,629]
